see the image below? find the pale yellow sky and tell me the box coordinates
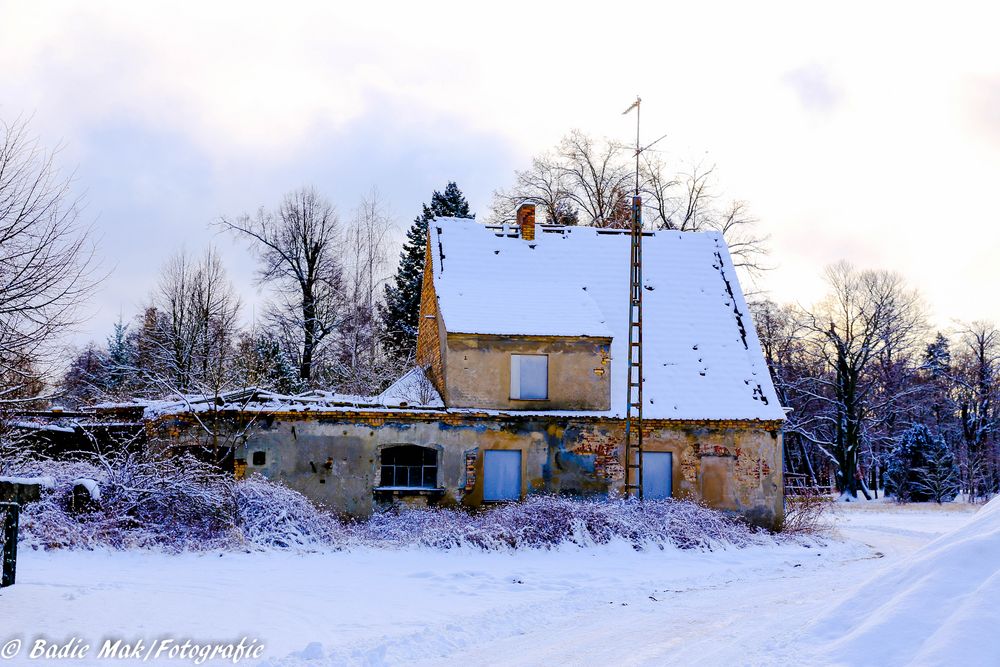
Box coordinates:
[2,0,999,340]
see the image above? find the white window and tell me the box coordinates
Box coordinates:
[510,354,548,400]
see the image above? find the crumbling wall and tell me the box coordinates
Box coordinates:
[444,335,612,411]
[151,411,782,526]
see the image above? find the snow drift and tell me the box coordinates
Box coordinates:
[808,498,1000,666]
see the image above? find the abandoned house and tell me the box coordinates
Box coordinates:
[127,204,786,527]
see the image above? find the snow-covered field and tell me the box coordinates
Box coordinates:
[0,502,992,667]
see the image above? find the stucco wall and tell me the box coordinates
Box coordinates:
[443,334,612,411]
[153,412,783,528]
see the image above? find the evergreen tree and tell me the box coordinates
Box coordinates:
[912,435,961,503]
[924,333,951,379]
[104,317,138,395]
[234,332,302,395]
[920,332,952,428]
[381,182,473,361]
[886,425,959,503]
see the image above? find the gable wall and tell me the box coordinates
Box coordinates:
[416,233,446,397]
[444,334,612,410]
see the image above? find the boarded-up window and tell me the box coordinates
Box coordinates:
[642,452,673,500]
[510,354,548,400]
[483,450,522,501]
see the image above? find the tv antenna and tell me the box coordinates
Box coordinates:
[621,96,666,500]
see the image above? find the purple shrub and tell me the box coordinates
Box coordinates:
[347,495,769,551]
[232,476,347,549]
[8,455,776,553]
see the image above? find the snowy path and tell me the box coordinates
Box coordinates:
[0,504,980,667]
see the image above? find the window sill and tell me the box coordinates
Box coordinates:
[373,486,445,496]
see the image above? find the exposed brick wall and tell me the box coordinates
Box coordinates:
[516,203,535,240]
[415,231,446,398]
[573,426,625,481]
[463,448,478,491]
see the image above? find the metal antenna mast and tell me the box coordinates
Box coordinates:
[623,96,644,500]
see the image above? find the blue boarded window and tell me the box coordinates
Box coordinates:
[483,450,522,501]
[510,354,548,400]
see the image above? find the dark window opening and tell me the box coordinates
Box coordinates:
[379,445,438,489]
[252,451,266,466]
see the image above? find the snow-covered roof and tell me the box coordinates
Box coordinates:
[377,368,445,408]
[141,377,444,420]
[429,217,784,421]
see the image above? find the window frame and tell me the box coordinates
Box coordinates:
[377,445,439,489]
[510,353,549,400]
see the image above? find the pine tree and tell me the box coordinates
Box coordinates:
[104,317,138,395]
[381,182,473,361]
[886,425,959,503]
[912,434,961,503]
[924,333,951,379]
[234,333,302,395]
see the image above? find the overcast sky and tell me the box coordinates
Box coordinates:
[2,1,1000,348]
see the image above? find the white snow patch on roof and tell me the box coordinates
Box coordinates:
[142,374,444,419]
[377,368,444,408]
[429,217,784,421]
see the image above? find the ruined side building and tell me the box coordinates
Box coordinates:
[148,205,786,526]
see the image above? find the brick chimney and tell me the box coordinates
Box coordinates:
[516,203,535,241]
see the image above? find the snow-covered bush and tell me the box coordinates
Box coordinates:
[232,476,346,549]
[6,452,343,551]
[349,496,770,551]
[779,492,832,534]
[8,453,779,552]
[10,452,235,550]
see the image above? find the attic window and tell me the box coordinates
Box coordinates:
[510,354,548,400]
[252,451,266,466]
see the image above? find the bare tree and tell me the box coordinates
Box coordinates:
[491,130,630,227]
[750,299,819,483]
[642,157,768,276]
[490,151,578,226]
[949,321,1000,501]
[141,247,242,395]
[217,187,344,385]
[556,130,632,226]
[791,263,926,498]
[0,117,101,398]
[326,189,400,394]
[493,130,768,273]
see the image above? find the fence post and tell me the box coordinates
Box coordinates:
[1,502,18,588]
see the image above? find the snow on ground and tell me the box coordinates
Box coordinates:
[0,503,986,667]
[804,498,1000,666]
